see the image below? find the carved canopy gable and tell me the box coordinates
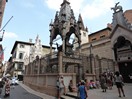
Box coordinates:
[49,0,81,55]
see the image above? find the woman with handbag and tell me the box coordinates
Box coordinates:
[115,71,125,97]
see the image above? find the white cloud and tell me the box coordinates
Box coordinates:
[45,0,62,10]
[4,32,18,39]
[45,0,116,19]
[45,0,83,11]
[81,0,115,19]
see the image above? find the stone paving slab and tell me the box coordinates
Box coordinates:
[19,82,132,99]
[66,84,132,99]
[88,84,132,99]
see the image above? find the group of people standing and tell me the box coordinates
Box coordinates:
[56,71,125,99]
[56,76,88,99]
[0,77,10,98]
[100,71,125,97]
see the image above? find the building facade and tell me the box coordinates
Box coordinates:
[0,0,8,77]
[7,35,55,80]
[0,0,7,28]
[110,4,132,83]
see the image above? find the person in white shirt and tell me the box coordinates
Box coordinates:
[59,76,66,94]
[115,71,125,97]
[56,76,66,99]
[129,73,132,80]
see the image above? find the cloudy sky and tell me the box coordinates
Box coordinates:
[1,0,132,61]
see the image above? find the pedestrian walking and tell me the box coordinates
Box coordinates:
[115,71,125,97]
[0,78,4,94]
[4,78,10,98]
[107,76,112,90]
[100,74,107,92]
[11,77,16,89]
[78,80,88,99]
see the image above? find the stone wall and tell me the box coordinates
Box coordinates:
[24,73,76,97]
[24,52,116,97]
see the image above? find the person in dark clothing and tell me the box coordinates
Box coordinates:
[0,79,4,94]
[100,75,107,92]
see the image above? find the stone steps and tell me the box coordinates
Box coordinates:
[61,92,78,99]
[61,95,75,99]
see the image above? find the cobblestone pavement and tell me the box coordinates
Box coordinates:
[6,82,132,99]
[87,83,132,99]
[61,83,132,99]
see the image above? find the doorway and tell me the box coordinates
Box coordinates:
[119,62,132,83]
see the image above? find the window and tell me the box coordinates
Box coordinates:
[100,35,105,38]
[83,32,86,37]
[13,51,16,58]
[17,63,23,70]
[91,38,96,41]
[20,44,25,48]
[19,52,23,59]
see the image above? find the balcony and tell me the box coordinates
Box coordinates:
[13,58,25,63]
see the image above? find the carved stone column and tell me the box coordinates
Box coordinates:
[62,36,65,55]
[50,43,53,57]
[37,59,40,74]
[58,52,63,73]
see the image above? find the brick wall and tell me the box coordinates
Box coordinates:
[124,10,132,24]
[0,0,6,28]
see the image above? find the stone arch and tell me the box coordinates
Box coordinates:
[113,36,132,60]
[65,26,81,55]
[51,28,62,42]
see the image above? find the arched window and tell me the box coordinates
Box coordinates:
[19,52,23,59]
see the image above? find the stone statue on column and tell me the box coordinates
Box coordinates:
[111,2,122,13]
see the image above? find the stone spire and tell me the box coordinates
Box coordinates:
[111,2,132,30]
[61,0,70,6]
[35,34,41,46]
[49,0,81,55]
[78,14,85,30]
[34,35,42,59]
[59,0,71,24]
